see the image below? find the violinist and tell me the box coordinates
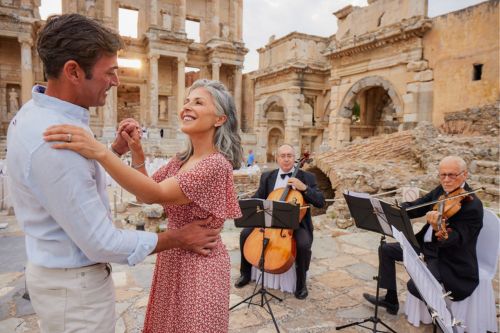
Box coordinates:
[234,144,326,299]
[363,155,483,315]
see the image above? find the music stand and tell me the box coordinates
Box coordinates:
[231,198,300,333]
[336,191,397,333]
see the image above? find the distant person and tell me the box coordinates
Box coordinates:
[7,14,218,333]
[246,149,255,167]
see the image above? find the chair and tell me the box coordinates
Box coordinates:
[251,264,296,293]
[405,209,500,332]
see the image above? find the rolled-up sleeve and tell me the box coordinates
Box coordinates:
[28,143,157,266]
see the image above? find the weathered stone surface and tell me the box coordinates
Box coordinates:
[407,60,429,72]
[141,204,164,218]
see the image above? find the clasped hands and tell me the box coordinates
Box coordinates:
[43,118,142,161]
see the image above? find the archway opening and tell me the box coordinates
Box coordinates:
[350,86,399,140]
[267,128,284,162]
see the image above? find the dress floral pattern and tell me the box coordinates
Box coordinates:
[143,152,241,333]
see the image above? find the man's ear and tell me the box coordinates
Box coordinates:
[62,60,83,84]
[214,115,227,127]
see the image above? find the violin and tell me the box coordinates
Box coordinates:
[432,187,475,240]
[242,154,311,274]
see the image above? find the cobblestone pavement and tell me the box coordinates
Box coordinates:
[0,206,498,333]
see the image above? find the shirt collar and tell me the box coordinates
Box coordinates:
[278,168,295,176]
[32,85,90,124]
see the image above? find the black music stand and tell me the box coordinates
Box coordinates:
[336,191,397,333]
[231,198,300,333]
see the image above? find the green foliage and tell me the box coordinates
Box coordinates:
[352,102,361,123]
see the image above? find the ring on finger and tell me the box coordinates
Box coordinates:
[66,133,72,143]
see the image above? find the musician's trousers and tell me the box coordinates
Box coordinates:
[378,242,440,301]
[239,226,312,291]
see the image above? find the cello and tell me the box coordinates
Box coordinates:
[242,154,311,274]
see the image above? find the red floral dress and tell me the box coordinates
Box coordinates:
[143,153,241,333]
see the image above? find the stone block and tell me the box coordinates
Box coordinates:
[413,69,433,82]
[406,83,419,93]
[402,93,414,104]
[404,113,417,122]
[406,60,428,72]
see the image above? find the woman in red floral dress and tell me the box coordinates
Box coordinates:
[43,79,243,332]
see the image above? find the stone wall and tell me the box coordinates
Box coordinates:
[439,102,500,137]
[423,0,499,124]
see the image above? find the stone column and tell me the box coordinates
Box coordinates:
[102,87,118,140]
[18,36,33,105]
[177,57,186,115]
[176,57,186,139]
[149,54,159,128]
[150,0,158,26]
[233,66,242,123]
[211,61,221,81]
[237,0,243,41]
[211,0,220,38]
[230,0,237,41]
[178,0,186,33]
[148,54,161,139]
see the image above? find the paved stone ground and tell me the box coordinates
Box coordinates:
[0,202,498,332]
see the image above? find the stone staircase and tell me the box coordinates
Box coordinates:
[469,160,500,202]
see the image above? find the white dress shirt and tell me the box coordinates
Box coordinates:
[6,85,157,268]
[274,168,295,190]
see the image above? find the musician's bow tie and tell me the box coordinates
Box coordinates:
[280,172,293,179]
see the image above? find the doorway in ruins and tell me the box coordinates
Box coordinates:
[350,86,400,140]
[339,76,403,142]
[267,128,284,162]
[117,85,140,123]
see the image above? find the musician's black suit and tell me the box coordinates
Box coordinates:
[379,183,483,302]
[238,169,325,295]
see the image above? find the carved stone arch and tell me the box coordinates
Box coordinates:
[262,95,287,118]
[266,126,284,162]
[333,76,404,141]
[338,75,403,119]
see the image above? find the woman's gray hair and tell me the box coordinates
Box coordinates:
[178,79,243,169]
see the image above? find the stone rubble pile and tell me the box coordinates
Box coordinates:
[315,121,499,228]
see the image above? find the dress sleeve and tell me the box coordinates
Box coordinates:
[151,161,174,183]
[175,154,242,220]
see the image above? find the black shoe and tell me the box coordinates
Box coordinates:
[294,286,308,300]
[234,275,250,288]
[363,293,399,315]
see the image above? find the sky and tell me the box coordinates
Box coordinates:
[39,0,487,73]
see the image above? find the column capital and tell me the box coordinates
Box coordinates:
[177,56,187,64]
[149,53,160,61]
[18,35,33,46]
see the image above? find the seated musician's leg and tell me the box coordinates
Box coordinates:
[363,242,402,314]
[294,227,312,300]
[234,227,253,288]
[408,257,441,300]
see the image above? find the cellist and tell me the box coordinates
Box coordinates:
[235,144,325,299]
[363,156,483,315]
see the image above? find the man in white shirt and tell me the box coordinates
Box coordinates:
[7,14,218,333]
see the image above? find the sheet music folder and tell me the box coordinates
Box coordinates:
[234,198,300,230]
[344,191,420,249]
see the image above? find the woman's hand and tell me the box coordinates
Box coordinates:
[112,118,140,156]
[43,124,108,161]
